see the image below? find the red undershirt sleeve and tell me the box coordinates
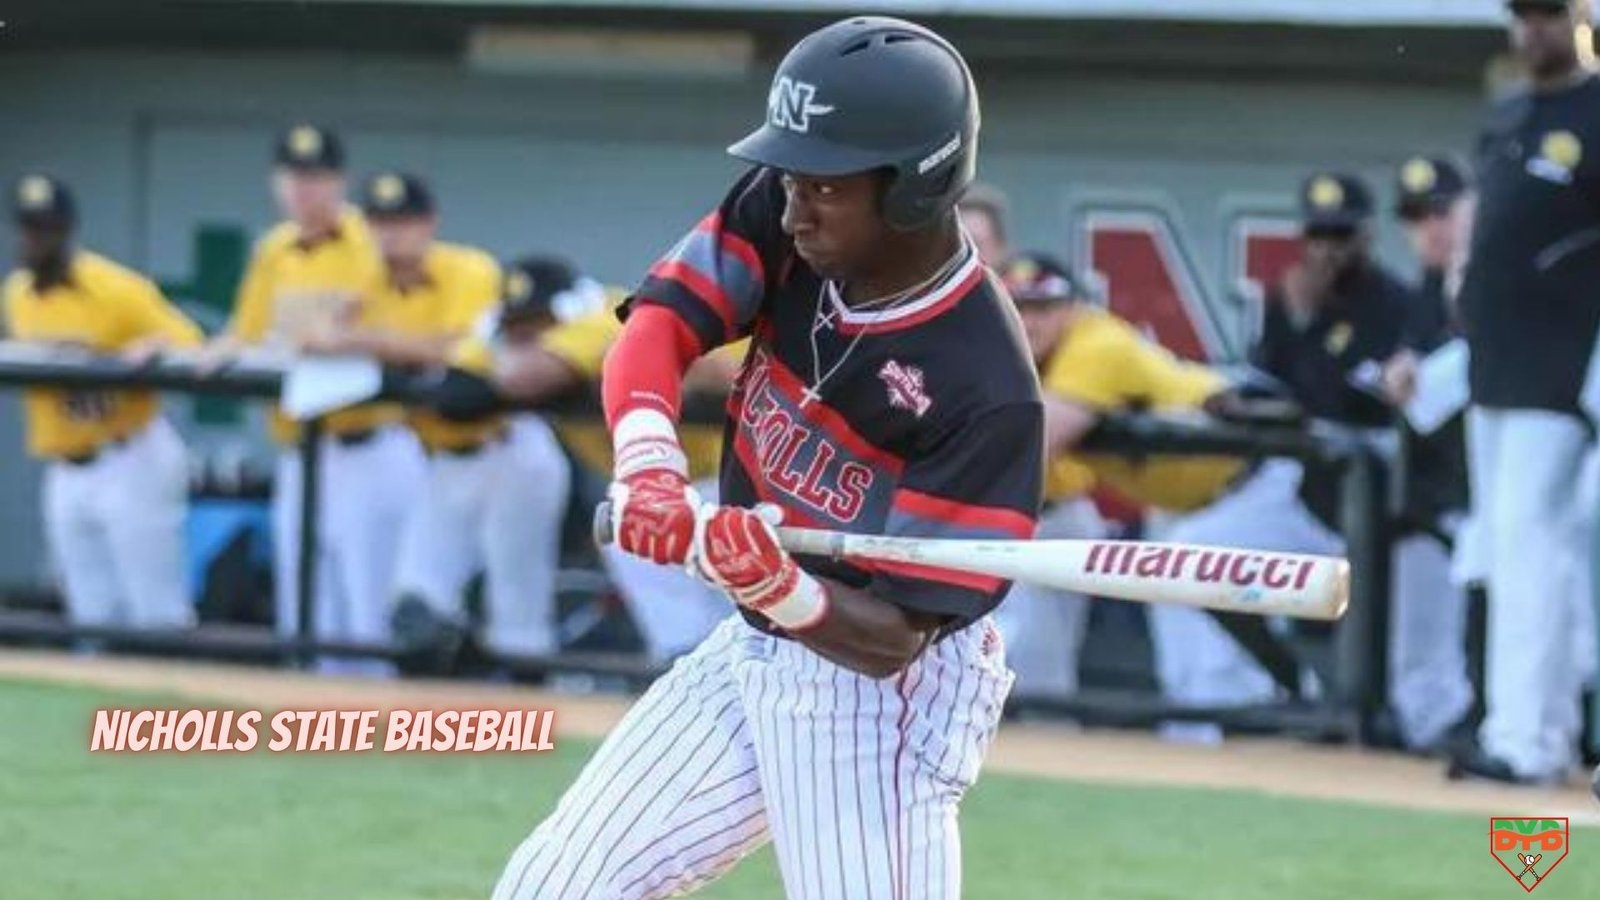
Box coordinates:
[602,303,704,429]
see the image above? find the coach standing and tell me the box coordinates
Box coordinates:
[1450,0,1600,784]
[209,125,420,676]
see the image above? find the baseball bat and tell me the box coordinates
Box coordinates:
[593,502,1349,621]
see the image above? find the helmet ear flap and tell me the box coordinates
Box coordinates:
[879,167,921,232]
[881,145,970,232]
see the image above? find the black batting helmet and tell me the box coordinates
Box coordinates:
[728,16,980,232]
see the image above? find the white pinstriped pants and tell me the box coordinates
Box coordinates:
[494,615,1013,899]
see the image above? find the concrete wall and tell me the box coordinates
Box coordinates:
[0,46,1488,583]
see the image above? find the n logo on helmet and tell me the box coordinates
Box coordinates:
[768,76,835,134]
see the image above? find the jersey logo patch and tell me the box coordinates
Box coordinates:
[1323,322,1352,356]
[1528,130,1583,185]
[878,360,932,418]
[768,77,835,134]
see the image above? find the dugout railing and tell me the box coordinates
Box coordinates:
[0,346,1398,744]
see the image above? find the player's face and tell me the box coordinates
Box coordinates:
[1301,228,1364,280]
[959,206,1007,267]
[1401,207,1460,270]
[369,214,436,265]
[273,169,345,230]
[779,170,886,279]
[16,219,70,270]
[499,314,555,347]
[1511,7,1581,76]
[1016,301,1075,364]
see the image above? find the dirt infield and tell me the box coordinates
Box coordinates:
[5,648,1596,826]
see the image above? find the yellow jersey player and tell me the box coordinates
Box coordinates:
[213,125,423,675]
[3,174,202,633]
[424,259,734,663]
[994,251,1267,741]
[307,174,570,670]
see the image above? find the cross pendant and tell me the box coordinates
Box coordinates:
[799,385,822,408]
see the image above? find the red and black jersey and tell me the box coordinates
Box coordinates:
[622,167,1044,633]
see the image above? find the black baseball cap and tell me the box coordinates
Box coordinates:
[1299,172,1374,232]
[1508,0,1592,17]
[998,252,1086,305]
[274,124,345,172]
[1395,155,1469,220]
[12,174,76,227]
[360,172,434,218]
[499,256,607,326]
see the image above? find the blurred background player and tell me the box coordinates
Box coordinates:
[297,173,569,667]
[1394,155,1473,333]
[3,174,202,633]
[1373,155,1480,753]
[1449,0,1600,784]
[987,255,1107,698]
[425,257,733,664]
[1154,173,1472,749]
[992,251,1290,739]
[957,181,1011,267]
[959,186,1107,697]
[1382,155,1474,408]
[209,124,422,675]
[523,280,737,664]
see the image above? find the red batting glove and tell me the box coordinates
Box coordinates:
[692,504,829,631]
[610,409,698,565]
[609,470,699,565]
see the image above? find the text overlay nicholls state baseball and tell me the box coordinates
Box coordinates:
[88,707,557,753]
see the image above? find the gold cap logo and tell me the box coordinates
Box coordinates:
[1400,158,1437,194]
[1004,257,1039,285]
[1309,176,1345,210]
[17,175,52,209]
[1542,131,1583,171]
[372,174,405,207]
[505,271,533,303]
[288,126,323,159]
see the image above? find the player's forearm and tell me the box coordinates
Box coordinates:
[151,310,205,349]
[1042,395,1099,457]
[602,304,702,429]
[789,578,939,679]
[495,347,582,404]
[344,330,455,366]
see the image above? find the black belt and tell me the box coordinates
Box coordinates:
[332,428,379,448]
[430,428,508,458]
[57,435,130,467]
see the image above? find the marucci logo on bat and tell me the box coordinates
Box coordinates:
[1082,542,1317,592]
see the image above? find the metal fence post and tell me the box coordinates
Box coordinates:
[1334,447,1391,744]
[295,419,322,670]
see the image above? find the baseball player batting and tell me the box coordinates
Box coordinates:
[494,16,1039,899]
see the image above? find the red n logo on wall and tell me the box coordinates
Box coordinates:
[1080,207,1300,362]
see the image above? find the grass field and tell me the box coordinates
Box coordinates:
[2,677,1596,899]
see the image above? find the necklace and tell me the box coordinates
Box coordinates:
[801,244,968,408]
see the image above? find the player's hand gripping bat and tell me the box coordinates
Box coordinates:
[593,502,1349,621]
